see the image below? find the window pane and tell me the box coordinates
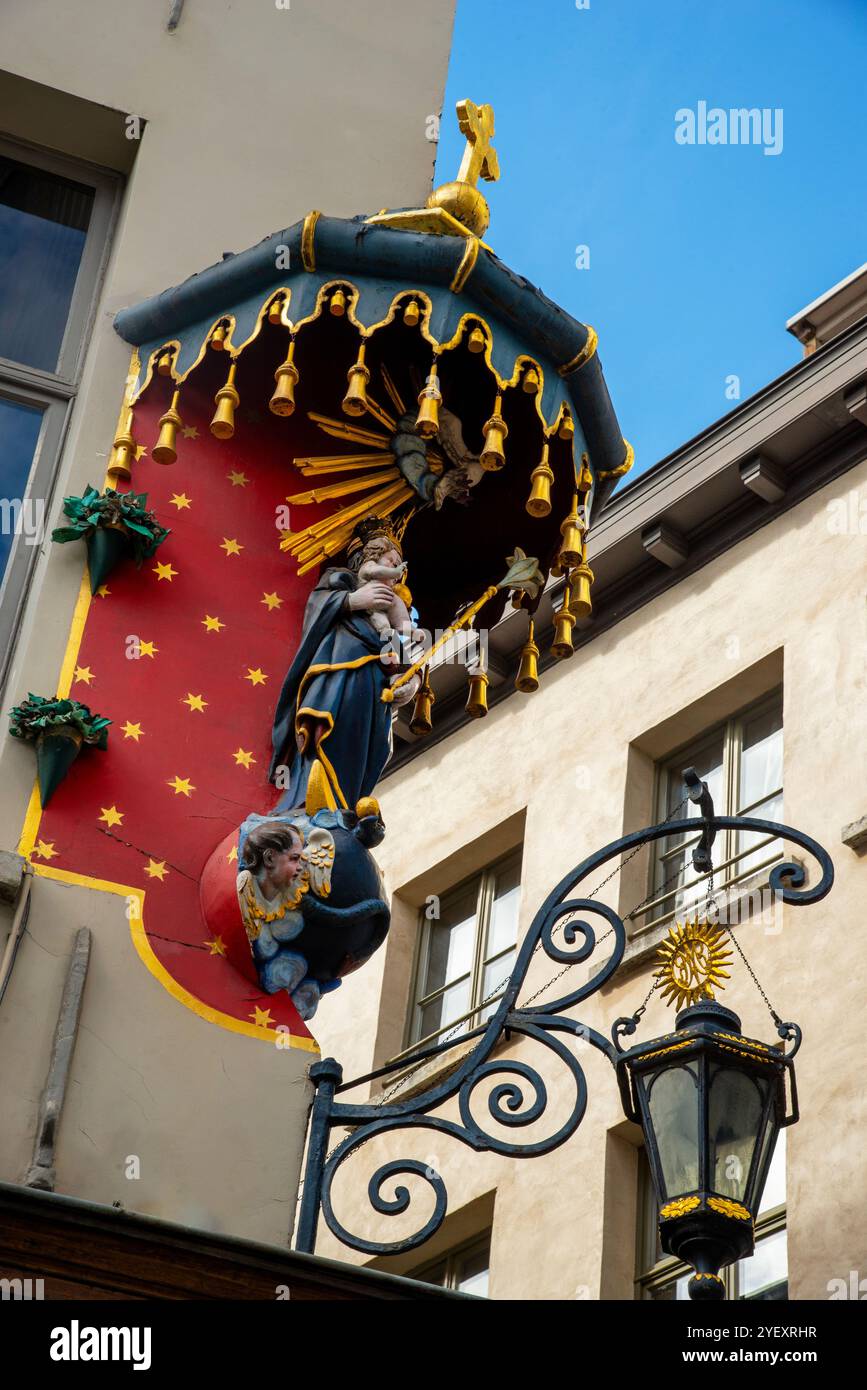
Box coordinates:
[646,1273,691,1300]
[653,735,724,921]
[418,976,472,1042]
[456,1248,489,1296]
[758,1130,786,1215]
[0,156,94,371]
[486,859,521,958]
[738,704,783,811]
[0,396,44,583]
[423,884,478,996]
[738,1228,787,1299]
[480,949,515,1020]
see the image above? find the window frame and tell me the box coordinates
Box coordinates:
[411,1232,491,1295]
[404,848,523,1054]
[641,689,784,933]
[0,134,122,697]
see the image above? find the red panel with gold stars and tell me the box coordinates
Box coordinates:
[18,373,344,1049]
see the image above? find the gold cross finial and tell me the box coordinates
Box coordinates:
[455,99,500,188]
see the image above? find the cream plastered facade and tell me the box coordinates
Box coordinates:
[308,454,867,1299]
[0,0,455,1244]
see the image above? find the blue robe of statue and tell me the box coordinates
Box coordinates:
[269,568,392,811]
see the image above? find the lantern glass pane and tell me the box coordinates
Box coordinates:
[709,1065,767,1201]
[647,1065,699,1198]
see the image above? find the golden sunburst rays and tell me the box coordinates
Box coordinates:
[653,917,734,1012]
[280,364,430,574]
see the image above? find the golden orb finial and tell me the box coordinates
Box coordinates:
[426,98,500,237]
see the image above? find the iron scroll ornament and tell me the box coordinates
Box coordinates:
[295,814,833,1257]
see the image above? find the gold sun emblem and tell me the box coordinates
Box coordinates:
[654,917,734,1011]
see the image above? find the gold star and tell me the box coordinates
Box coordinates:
[169,493,192,510]
[167,775,195,797]
[233,748,256,769]
[182,692,208,712]
[121,721,144,741]
[245,668,268,686]
[226,845,238,862]
[261,592,283,611]
[99,805,124,828]
[227,471,249,487]
[138,640,158,658]
[181,425,199,439]
[32,839,57,861]
[153,560,177,582]
[144,859,168,881]
[202,614,225,633]
[134,444,148,461]
[205,936,227,956]
[74,665,94,685]
[96,585,111,598]
[220,537,243,557]
[250,1005,274,1028]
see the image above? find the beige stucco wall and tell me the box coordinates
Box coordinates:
[0,0,455,1245]
[310,454,867,1298]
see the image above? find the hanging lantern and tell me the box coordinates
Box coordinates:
[465,667,489,718]
[268,295,285,326]
[342,342,370,417]
[403,299,420,328]
[270,340,299,417]
[515,620,539,693]
[558,410,574,442]
[558,492,585,568]
[210,322,228,351]
[108,407,136,483]
[330,287,347,317]
[570,560,594,620]
[409,666,434,736]
[156,350,174,377]
[522,364,541,395]
[210,361,240,440]
[551,581,576,659]
[480,394,507,471]
[415,365,442,438]
[526,442,555,518]
[467,325,486,354]
[152,390,183,465]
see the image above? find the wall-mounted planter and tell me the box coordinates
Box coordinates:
[8,696,111,807]
[86,523,134,593]
[51,486,170,595]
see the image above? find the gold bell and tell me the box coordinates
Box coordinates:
[468,325,486,354]
[415,367,441,438]
[152,391,182,465]
[569,561,594,620]
[409,667,434,736]
[210,322,227,351]
[558,492,586,568]
[551,581,576,660]
[465,668,489,718]
[522,365,541,395]
[330,287,347,317]
[157,350,174,377]
[108,407,135,482]
[268,296,285,326]
[403,299,420,327]
[558,411,574,442]
[515,621,540,693]
[577,454,594,493]
[270,340,299,416]
[480,394,508,470]
[210,361,240,440]
[342,342,370,417]
[526,442,555,518]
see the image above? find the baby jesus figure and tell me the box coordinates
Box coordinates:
[355,552,418,667]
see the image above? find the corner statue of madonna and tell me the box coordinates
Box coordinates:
[269,519,420,813]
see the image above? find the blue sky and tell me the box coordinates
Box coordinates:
[436,0,867,478]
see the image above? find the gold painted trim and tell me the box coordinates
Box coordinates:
[707,1196,752,1222]
[598,438,634,481]
[450,237,480,293]
[557,325,598,377]
[659,1195,701,1219]
[301,210,322,272]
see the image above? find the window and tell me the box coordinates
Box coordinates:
[645,692,783,930]
[0,138,120,694]
[407,851,522,1051]
[635,1133,787,1300]
[412,1234,491,1296]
